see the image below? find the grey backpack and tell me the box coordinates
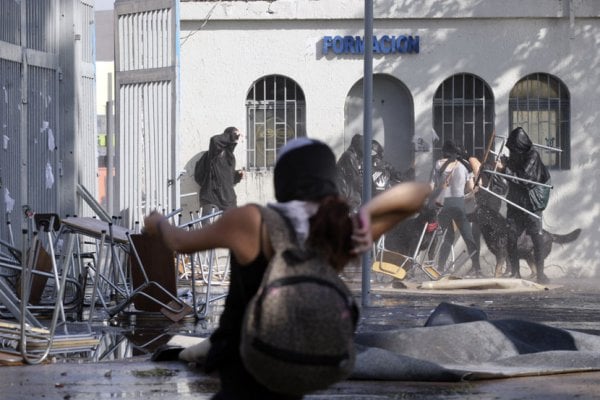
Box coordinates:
[240,206,359,396]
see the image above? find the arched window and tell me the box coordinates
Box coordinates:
[433,73,494,161]
[245,75,306,169]
[509,73,570,169]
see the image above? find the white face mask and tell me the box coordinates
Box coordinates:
[267,200,319,246]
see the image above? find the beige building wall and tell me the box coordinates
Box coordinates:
[178,0,600,276]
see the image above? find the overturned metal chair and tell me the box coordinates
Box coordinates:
[0,214,97,365]
[177,206,229,320]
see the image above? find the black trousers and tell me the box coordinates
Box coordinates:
[506,207,545,278]
[211,358,302,400]
[438,197,480,272]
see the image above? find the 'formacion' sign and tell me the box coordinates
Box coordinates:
[322,35,420,55]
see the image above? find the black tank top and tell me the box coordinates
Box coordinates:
[205,234,268,371]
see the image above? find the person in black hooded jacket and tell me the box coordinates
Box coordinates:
[336,134,364,212]
[498,127,551,284]
[199,127,244,212]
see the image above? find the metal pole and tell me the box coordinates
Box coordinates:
[361,0,373,307]
[496,135,563,153]
[477,185,541,219]
[481,169,554,188]
[106,73,114,216]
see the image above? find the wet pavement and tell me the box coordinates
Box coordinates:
[2,276,600,399]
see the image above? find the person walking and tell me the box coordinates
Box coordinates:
[432,140,481,276]
[144,137,431,399]
[197,127,244,213]
[497,126,551,284]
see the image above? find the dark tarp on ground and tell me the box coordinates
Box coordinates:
[352,302,600,381]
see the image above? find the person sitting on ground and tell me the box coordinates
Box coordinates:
[143,137,431,399]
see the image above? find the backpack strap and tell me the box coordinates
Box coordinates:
[436,156,455,180]
[428,157,456,206]
[257,206,296,254]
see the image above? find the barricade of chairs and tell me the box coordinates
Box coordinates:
[0,206,230,364]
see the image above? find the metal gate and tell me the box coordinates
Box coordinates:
[114,0,180,228]
[0,0,96,246]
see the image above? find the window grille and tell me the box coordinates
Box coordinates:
[509,73,570,169]
[246,75,306,169]
[433,73,494,161]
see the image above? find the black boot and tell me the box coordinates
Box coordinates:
[536,265,549,284]
[508,261,520,279]
[466,268,483,278]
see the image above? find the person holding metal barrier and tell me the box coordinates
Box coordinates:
[497,127,551,284]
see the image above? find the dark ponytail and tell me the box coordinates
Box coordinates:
[307,196,354,272]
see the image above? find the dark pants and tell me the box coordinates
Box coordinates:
[506,207,547,281]
[211,360,302,400]
[438,197,480,272]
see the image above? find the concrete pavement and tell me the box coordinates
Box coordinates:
[1,276,600,399]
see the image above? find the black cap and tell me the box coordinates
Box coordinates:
[274,138,339,202]
[442,140,459,158]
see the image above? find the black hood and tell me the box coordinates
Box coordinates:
[274,138,339,202]
[349,134,364,158]
[506,127,532,154]
[371,139,384,159]
[442,140,459,158]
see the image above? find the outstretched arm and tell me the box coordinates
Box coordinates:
[362,181,431,242]
[143,205,263,265]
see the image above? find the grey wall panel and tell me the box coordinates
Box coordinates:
[0,1,21,46]
[77,0,96,64]
[0,59,22,242]
[0,0,97,247]
[26,65,59,215]
[75,0,98,218]
[115,0,179,228]
[26,0,57,54]
[77,75,98,217]
[117,80,174,225]
[117,7,173,72]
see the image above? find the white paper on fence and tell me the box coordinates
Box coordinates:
[47,128,55,151]
[45,162,54,189]
[3,188,15,213]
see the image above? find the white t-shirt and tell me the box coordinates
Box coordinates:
[433,159,473,199]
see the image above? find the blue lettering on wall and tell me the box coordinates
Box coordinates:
[322,35,420,55]
[355,36,364,53]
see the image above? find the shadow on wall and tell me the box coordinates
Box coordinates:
[179,153,202,224]
[365,1,600,277]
